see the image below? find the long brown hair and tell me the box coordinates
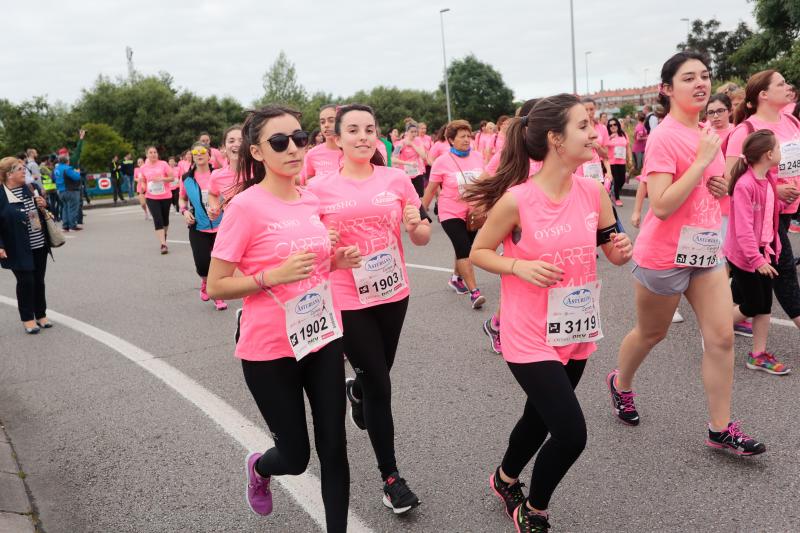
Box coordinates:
[463,94,579,212]
[728,129,776,194]
[334,104,385,166]
[227,105,302,205]
[733,70,777,125]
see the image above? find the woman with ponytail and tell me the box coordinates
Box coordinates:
[207,106,361,532]
[468,94,633,532]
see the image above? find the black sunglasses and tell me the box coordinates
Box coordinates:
[262,131,310,152]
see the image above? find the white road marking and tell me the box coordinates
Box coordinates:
[94,207,146,216]
[167,240,190,244]
[406,263,453,273]
[0,295,372,533]
[771,317,795,328]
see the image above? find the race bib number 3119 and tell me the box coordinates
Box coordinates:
[546,282,603,347]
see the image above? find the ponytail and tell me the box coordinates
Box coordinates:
[727,157,748,195]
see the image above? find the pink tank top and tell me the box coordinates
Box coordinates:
[501,176,601,365]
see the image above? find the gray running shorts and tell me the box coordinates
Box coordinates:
[631,262,724,296]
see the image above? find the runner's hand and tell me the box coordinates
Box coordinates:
[706,176,728,198]
[512,260,564,288]
[757,263,778,278]
[334,245,361,270]
[695,126,721,167]
[207,206,220,220]
[631,211,641,228]
[183,210,195,225]
[271,250,317,284]
[612,233,633,259]
[403,204,421,232]
[777,183,800,204]
[328,228,340,246]
[0,248,6,260]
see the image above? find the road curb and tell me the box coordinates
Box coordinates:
[0,423,39,533]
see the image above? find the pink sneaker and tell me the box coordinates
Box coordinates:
[214,299,228,311]
[200,279,210,302]
[245,452,273,516]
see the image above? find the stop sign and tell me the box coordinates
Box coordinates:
[97,177,112,190]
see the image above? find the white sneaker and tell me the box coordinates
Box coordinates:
[671,310,684,323]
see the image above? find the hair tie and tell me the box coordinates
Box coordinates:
[738,154,747,160]
[520,115,529,127]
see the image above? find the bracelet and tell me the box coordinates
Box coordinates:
[180,207,188,214]
[253,270,271,292]
[510,259,518,275]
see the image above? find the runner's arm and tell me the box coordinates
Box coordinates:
[469,192,520,275]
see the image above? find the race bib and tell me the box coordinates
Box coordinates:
[201,190,209,211]
[282,282,343,360]
[546,281,603,346]
[674,225,720,268]
[171,178,179,187]
[352,244,407,304]
[147,180,165,194]
[456,170,483,197]
[404,164,419,177]
[613,145,626,161]
[582,162,604,182]
[778,140,800,179]
[28,210,41,232]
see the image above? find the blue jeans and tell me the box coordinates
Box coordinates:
[123,174,135,198]
[59,190,81,229]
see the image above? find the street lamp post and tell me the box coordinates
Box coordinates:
[680,17,691,40]
[570,0,577,94]
[440,8,452,123]
[584,51,592,96]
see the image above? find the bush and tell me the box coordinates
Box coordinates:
[79,122,134,173]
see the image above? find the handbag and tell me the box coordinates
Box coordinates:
[44,211,66,247]
[448,153,486,232]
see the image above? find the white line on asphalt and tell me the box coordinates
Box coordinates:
[406,263,453,273]
[0,295,372,533]
[94,207,145,216]
[771,317,795,328]
[167,240,190,244]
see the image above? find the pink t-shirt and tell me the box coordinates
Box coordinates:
[501,176,601,364]
[138,160,173,200]
[762,179,776,245]
[168,165,180,190]
[308,166,421,311]
[725,114,800,214]
[606,134,628,165]
[485,151,542,177]
[479,134,496,157]
[420,134,433,152]
[179,169,218,233]
[395,139,426,177]
[713,124,734,216]
[302,144,342,181]
[633,123,648,152]
[209,167,237,200]
[210,147,226,170]
[376,140,387,162]
[633,115,724,270]
[429,141,449,163]
[429,150,485,221]
[593,122,609,158]
[211,185,338,361]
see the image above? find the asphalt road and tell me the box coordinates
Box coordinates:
[1,200,798,532]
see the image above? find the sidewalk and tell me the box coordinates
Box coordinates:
[0,422,37,533]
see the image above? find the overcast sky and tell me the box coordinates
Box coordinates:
[5,1,755,107]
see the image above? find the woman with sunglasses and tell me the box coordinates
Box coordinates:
[137,147,173,253]
[605,117,631,207]
[207,125,243,219]
[308,104,430,515]
[207,106,360,533]
[179,142,227,311]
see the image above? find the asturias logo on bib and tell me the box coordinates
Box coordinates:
[365,253,394,272]
[372,191,400,207]
[692,231,720,247]
[295,293,322,314]
[563,289,593,309]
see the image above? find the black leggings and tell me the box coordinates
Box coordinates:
[774,214,800,319]
[441,218,477,260]
[342,297,409,480]
[241,339,349,533]
[610,164,626,200]
[411,175,425,197]
[501,359,587,510]
[146,198,172,231]
[12,246,48,322]
[188,227,216,277]
[171,188,180,212]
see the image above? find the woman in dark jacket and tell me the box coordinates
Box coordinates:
[0,157,53,333]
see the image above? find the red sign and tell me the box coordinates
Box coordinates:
[97,177,112,190]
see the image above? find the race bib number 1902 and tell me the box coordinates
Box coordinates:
[283,282,343,360]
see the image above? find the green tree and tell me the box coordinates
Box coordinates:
[618,103,637,119]
[730,0,800,83]
[677,18,753,80]
[79,122,134,173]
[257,51,307,108]
[439,54,515,128]
[0,97,71,156]
[349,86,448,133]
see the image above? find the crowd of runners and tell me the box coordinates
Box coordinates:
[3,49,799,532]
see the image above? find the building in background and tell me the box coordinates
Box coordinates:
[583,84,659,115]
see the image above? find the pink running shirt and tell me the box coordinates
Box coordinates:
[605,135,628,165]
[633,115,724,270]
[501,176,602,364]
[209,167,237,200]
[211,186,338,361]
[429,150,485,222]
[395,139,426,177]
[428,141,450,163]
[302,144,342,181]
[139,160,173,200]
[486,151,541,177]
[308,165,421,311]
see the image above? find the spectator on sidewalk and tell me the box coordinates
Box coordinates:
[110,155,125,205]
[121,153,135,198]
[0,157,54,334]
[53,152,82,231]
[40,158,60,221]
[24,149,42,188]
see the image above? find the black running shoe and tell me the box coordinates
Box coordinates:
[382,472,420,514]
[513,503,550,532]
[706,421,766,456]
[345,378,366,430]
[490,468,526,520]
[606,369,640,426]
